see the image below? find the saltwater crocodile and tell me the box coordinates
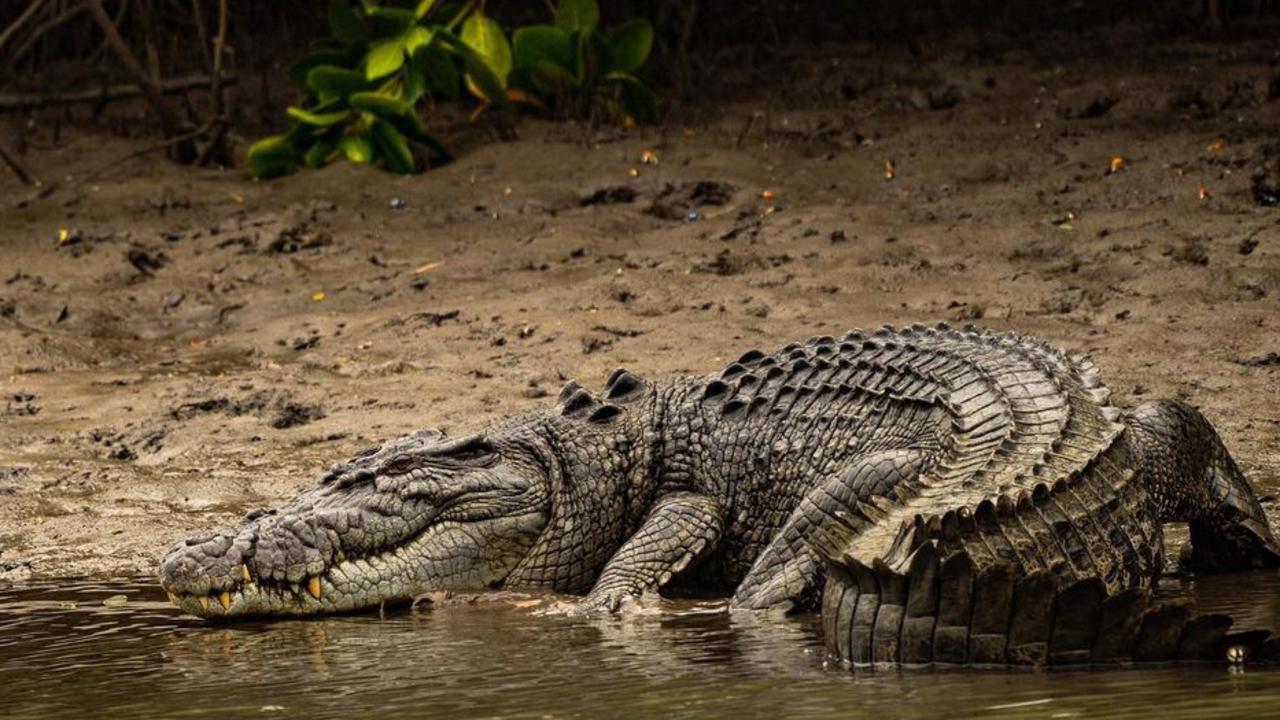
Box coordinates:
[160,323,1280,665]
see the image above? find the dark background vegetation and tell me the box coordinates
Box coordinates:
[2,0,1277,163]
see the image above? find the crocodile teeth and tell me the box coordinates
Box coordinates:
[219,590,232,610]
[198,595,211,611]
[307,576,322,600]
[242,564,252,583]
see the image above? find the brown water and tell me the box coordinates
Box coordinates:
[3,576,1280,720]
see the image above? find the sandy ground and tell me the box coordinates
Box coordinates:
[1,36,1278,581]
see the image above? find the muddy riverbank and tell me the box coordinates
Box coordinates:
[2,32,1278,580]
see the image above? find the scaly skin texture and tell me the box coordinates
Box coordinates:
[160,324,1280,667]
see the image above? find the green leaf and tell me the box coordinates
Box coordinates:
[436,28,510,105]
[524,59,576,94]
[306,65,373,99]
[405,25,434,55]
[368,7,416,34]
[606,71,659,122]
[349,91,411,117]
[603,18,652,72]
[404,65,428,105]
[339,132,375,163]
[513,25,573,71]
[327,0,369,45]
[370,119,415,173]
[286,106,352,126]
[415,0,437,19]
[286,50,351,88]
[246,134,298,179]
[388,111,450,160]
[460,12,512,85]
[304,140,339,168]
[554,0,599,34]
[414,42,460,100]
[512,25,576,95]
[366,36,408,80]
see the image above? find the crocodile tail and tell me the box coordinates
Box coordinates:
[819,542,1280,667]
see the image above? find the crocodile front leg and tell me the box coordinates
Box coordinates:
[582,492,724,611]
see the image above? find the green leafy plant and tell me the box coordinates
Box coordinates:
[247,0,507,178]
[508,0,657,122]
[247,0,656,179]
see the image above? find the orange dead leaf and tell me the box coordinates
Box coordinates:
[312,291,326,302]
[413,261,444,274]
[1206,139,1225,152]
[506,88,544,109]
[1198,186,1210,201]
[884,158,896,180]
[1108,156,1127,174]
[640,150,659,165]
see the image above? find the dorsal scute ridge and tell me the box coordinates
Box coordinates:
[559,387,598,417]
[604,368,648,402]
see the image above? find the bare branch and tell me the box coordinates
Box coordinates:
[0,73,236,111]
[85,0,195,160]
[0,0,50,56]
[7,1,89,66]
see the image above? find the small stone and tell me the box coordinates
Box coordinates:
[102,594,128,607]
[389,198,406,209]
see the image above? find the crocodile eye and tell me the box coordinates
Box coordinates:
[385,455,418,475]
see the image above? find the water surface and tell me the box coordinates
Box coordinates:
[3,575,1280,719]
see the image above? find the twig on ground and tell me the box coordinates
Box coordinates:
[83,117,218,180]
[0,140,42,187]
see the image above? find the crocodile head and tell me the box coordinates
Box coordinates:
[159,429,551,618]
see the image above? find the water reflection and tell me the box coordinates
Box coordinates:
[3,574,1280,719]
